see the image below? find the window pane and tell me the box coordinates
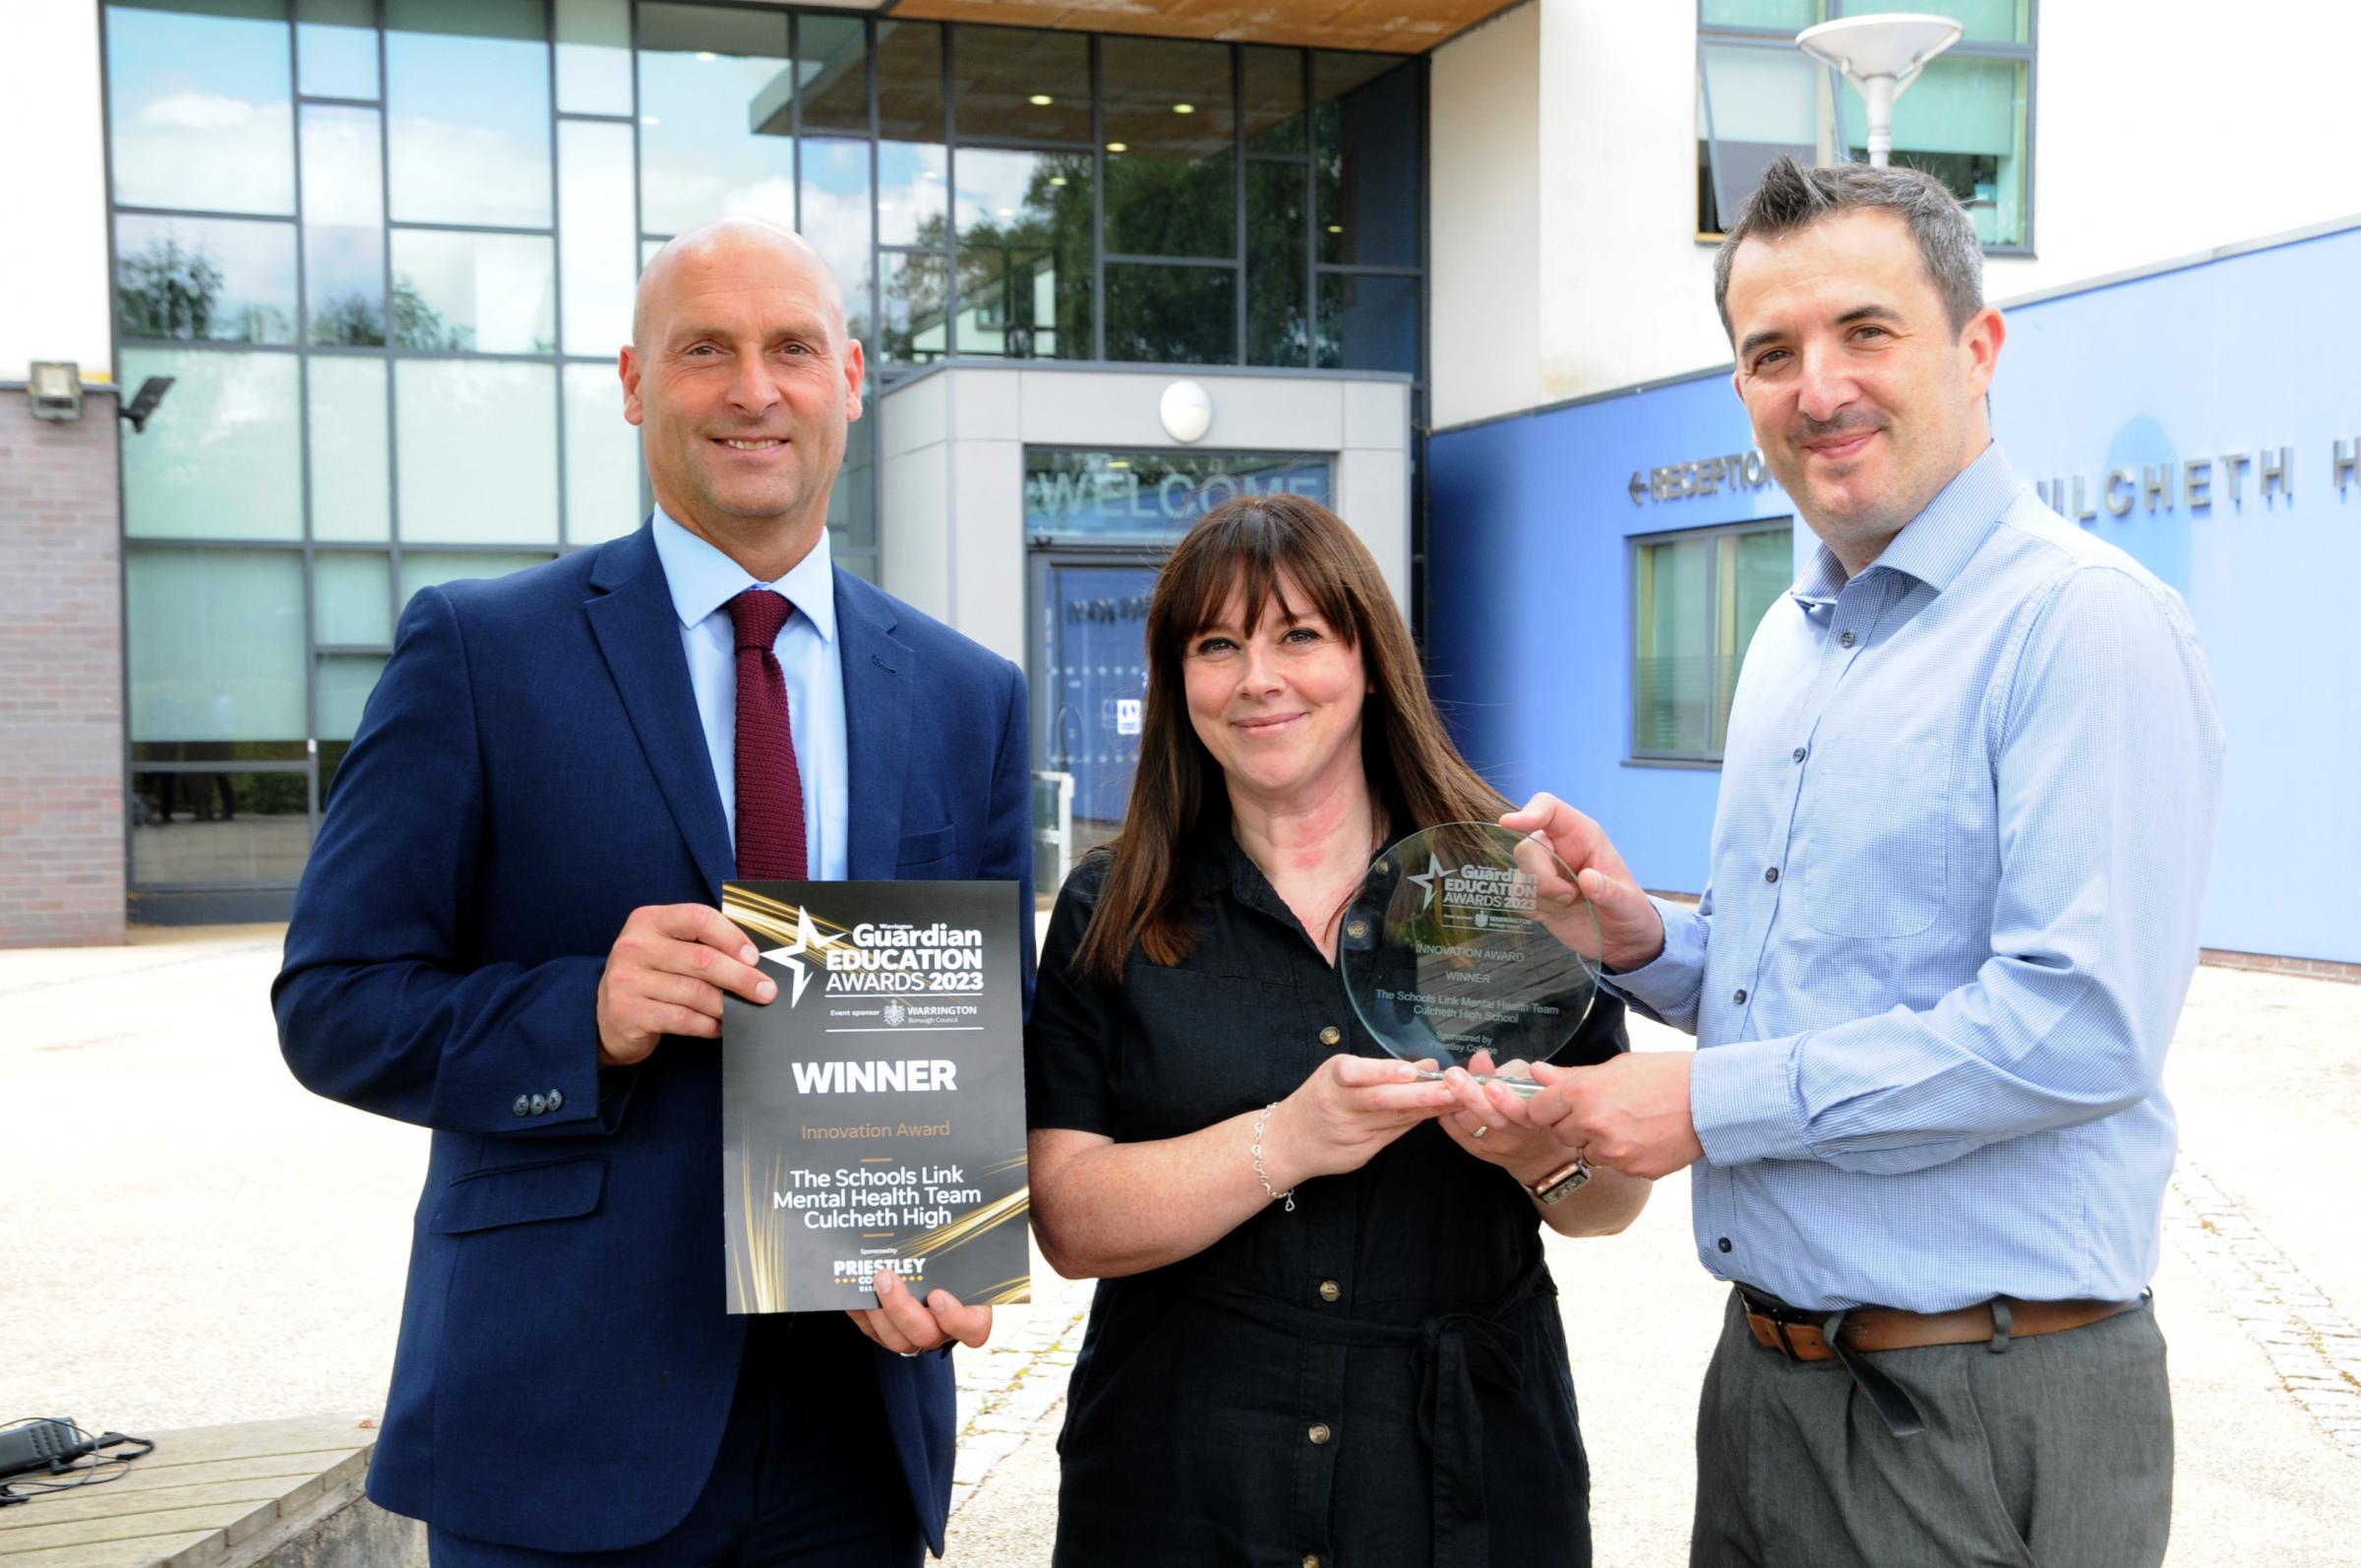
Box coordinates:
[385,0,552,227]
[400,550,557,608]
[564,362,641,545]
[1698,43,1823,234]
[1730,526,1792,660]
[394,361,559,543]
[308,356,391,540]
[559,119,636,357]
[1315,271,1417,374]
[115,214,297,344]
[127,547,307,743]
[802,137,875,346]
[953,148,1092,359]
[318,652,389,741]
[120,348,302,541]
[555,0,633,115]
[107,0,295,215]
[1105,264,1235,365]
[877,22,943,143]
[313,552,393,643]
[390,229,556,352]
[302,104,388,344]
[1634,536,1715,754]
[879,249,948,364]
[798,13,870,134]
[1702,0,1817,28]
[1839,0,2026,45]
[1244,46,1305,154]
[1840,56,2028,246]
[1314,53,1417,269]
[878,141,948,249]
[1103,36,1235,260]
[829,412,877,553]
[131,771,312,885]
[296,0,379,98]
[1246,161,1306,366]
[952,26,1089,144]
[635,3,796,234]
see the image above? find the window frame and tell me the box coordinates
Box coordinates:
[1627,514,1795,765]
[1694,0,2037,257]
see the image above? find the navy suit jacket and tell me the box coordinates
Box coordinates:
[273,523,1032,1554]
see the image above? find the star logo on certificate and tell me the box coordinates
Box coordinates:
[760,905,835,1007]
[1406,853,1449,912]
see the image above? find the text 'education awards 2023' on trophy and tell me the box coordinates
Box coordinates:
[1340,821,1622,1096]
[720,879,1031,1314]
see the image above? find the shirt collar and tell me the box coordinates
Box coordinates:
[1788,441,2021,609]
[649,506,837,644]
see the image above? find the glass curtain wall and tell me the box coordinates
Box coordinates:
[103,0,1424,910]
[1696,0,2034,250]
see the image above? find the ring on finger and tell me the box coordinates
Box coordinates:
[1470,1122,1490,1140]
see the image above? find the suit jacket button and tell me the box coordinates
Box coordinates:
[513,1095,531,1116]
[529,1093,549,1115]
[546,1088,565,1113]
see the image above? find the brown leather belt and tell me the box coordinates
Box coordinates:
[1743,1291,2143,1361]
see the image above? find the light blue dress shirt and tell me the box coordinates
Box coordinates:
[1611,443,2226,1313]
[649,509,849,882]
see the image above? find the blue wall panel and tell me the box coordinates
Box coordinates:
[1427,222,2361,963]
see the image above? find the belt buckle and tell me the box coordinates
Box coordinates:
[1740,1289,1808,1360]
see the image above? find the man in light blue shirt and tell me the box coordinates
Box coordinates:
[1499,159,2224,1567]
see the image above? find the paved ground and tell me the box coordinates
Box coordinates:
[3,929,2355,1565]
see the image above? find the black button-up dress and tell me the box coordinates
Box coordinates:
[1026,832,1628,1567]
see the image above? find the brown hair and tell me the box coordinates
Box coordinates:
[1073,493,1508,981]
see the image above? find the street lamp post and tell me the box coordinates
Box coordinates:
[1794,13,1964,168]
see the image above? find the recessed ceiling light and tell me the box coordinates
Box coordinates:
[640,115,661,126]
[1106,141,1127,152]
[1173,102,1195,114]
[1048,175,1068,186]
[1029,93,1054,106]
[695,51,718,62]
[1326,223,1343,233]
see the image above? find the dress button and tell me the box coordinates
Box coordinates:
[1318,1280,1342,1303]
[1764,867,1780,883]
[1318,1026,1342,1047]
[1791,746,1807,763]
[1307,1423,1332,1445]
[546,1088,564,1113]
[513,1095,531,1117]
[1732,988,1747,1005]
[1718,1236,1733,1253]
[1840,630,1857,648]
[1345,920,1367,940]
[529,1093,549,1115]
[1303,1557,1322,1568]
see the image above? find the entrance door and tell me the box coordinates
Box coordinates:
[1029,551,1161,896]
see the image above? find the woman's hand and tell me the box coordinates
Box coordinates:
[1433,1051,1569,1185]
[1263,1053,1458,1189]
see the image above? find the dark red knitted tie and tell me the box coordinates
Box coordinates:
[727,588,807,881]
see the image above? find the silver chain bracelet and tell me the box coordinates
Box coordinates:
[1250,1101,1296,1213]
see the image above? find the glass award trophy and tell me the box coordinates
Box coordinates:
[1338,821,1613,1097]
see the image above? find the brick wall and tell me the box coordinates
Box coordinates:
[1,387,125,946]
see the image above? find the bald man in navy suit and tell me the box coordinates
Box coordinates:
[276,219,1031,1566]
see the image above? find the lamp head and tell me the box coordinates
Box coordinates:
[119,376,174,435]
[1795,14,1963,88]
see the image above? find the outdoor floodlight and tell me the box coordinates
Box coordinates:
[1159,379,1213,445]
[1795,13,1963,167]
[118,375,175,435]
[28,361,82,422]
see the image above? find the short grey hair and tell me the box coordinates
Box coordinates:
[1713,156,1984,339]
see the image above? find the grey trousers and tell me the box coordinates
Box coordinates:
[1690,1290,2172,1568]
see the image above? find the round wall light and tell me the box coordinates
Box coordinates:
[1160,379,1213,444]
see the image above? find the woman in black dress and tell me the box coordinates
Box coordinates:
[1026,494,1647,1567]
